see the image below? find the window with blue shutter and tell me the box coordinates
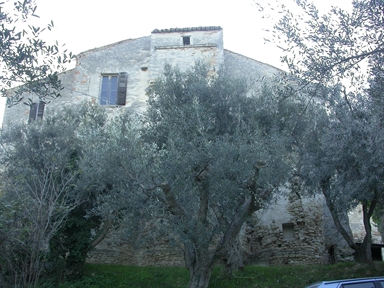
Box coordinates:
[100,73,127,106]
[29,102,45,123]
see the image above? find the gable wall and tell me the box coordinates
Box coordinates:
[2,36,152,127]
[76,36,151,111]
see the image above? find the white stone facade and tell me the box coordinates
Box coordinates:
[3,26,279,127]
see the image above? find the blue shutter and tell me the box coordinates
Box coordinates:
[29,103,38,123]
[37,102,45,119]
[28,102,45,122]
[116,72,128,105]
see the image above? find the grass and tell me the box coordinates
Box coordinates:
[51,262,384,288]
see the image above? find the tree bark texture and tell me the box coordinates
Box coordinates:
[184,242,213,288]
[321,179,376,264]
[161,163,272,287]
[354,201,375,265]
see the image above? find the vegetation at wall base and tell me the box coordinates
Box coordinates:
[42,262,384,288]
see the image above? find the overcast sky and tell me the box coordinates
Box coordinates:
[0,0,352,126]
[37,0,284,68]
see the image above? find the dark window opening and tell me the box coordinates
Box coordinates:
[372,246,383,261]
[282,223,295,240]
[29,102,45,123]
[183,36,190,45]
[356,243,383,261]
[328,244,336,264]
[100,72,127,106]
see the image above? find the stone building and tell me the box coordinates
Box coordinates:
[3,26,277,127]
[2,26,380,266]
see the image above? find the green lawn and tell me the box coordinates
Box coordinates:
[47,262,384,288]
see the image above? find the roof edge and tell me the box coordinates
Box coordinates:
[224,49,285,73]
[77,36,150,57]
[152,26,222,34]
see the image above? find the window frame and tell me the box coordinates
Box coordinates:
[28,102,45,123]
[100,74,118,106]
[182,35,191,45]
[99,72,128,106]
[282,223,295,240]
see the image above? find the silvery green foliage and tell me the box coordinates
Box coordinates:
[0,122,79,287]
[258,0,384,93]
[0,0,75,106]
[0,103,108,287]
[256,0,384,264]
[297,86,384,263]
[299,88,383,207]
[82,63,298,287]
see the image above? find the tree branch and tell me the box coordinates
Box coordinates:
[321,179,358,251]
[90,219,113,248]
[159,183,187,218]
[326,46,384,72]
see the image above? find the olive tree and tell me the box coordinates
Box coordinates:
[0,103,108,287]
[82,63,298,288]
[296,87,384,264]
[0,121,81,287]
[0,0,74,106]
[255,0,384,264]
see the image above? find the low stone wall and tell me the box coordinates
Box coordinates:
[87,195,331,267]
[87,185,360,267]
[86,230,185,266]
[243,187,328,266]
[87,243,185,266]
[87,242,136,266]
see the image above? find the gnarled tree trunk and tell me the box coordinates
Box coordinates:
[184,242,213,288]
[223,235,244,275]
[321,179,375,265]
[354,202,374,265]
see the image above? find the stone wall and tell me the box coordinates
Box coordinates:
[242,183,328,266]
[3,36,152,127]
[2,27,283,129]
[86,190,336,267]
[87,242,136,266]
[149,27,224,79]
[86,224,185,267]
[86,183,374,267]
[87,240,185,267]
[348,205,382,244]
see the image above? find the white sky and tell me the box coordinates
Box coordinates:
[0,0,352,126]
